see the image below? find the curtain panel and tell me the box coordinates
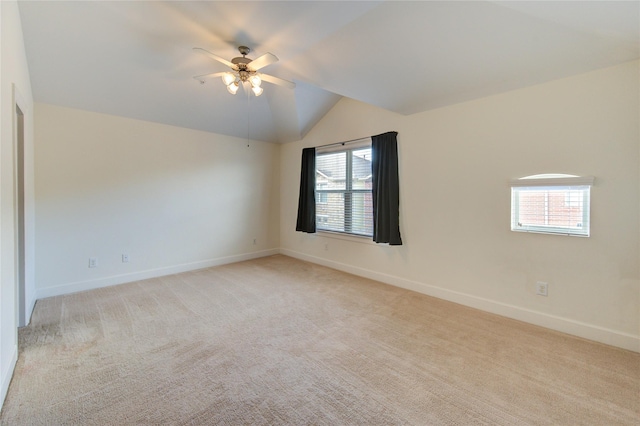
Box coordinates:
[371,131,403,245]
[295,147,316,233]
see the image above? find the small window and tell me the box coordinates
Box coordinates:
[510,174,594,237]
[315,141,373,237]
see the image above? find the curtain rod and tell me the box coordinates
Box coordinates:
[316,136,371,149]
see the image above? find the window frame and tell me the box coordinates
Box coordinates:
[315,139,373,237]
[510,175,594,237]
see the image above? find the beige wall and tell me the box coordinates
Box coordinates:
[280,60,640,351]
[34,104,280,297]
[1,0,35,405]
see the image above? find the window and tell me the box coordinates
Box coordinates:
[510,174,594,237]
[315,141,373,236]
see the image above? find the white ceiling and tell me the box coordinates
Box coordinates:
[18,1,639,143]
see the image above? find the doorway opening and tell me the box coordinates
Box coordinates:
[15,104,26,327]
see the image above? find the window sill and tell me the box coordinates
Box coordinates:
[316,230,378,245]
[511,228,589,237]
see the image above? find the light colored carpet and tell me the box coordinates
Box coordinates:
[1,255,638,425]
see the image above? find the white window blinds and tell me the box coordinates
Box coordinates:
[316,140,373,236]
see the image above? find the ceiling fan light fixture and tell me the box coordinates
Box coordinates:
[222,72,236,86]
[252,86,263,97]
[227,82,239,95]
[249,75,261,88]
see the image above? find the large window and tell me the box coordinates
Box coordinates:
[510,174,594,237]
[315,142,373,236]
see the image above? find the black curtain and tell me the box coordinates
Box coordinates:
[371,131,402,245]
[296,147,316,233]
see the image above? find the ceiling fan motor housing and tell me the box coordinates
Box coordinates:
[231,47,256,80]
[232,45,253,71]
[232,57,252,68]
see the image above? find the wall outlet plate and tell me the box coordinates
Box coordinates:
[536,281,548,296]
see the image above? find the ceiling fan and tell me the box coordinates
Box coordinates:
[193,46,295,96]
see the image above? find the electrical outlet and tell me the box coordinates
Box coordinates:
[89,257,98,268]
[253,239,257,245]
[122,253,129,263]
[536,281,548,296]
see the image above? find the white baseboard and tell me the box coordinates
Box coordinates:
[1,344,18,409]
[32,247,639,353]
[25,294,37,327]
[280,249,640,353]
[36,249,280,300]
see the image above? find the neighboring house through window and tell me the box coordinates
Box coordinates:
[510,174,594,237]
[315,141,373,237]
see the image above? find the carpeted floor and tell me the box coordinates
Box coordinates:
[1,255,638,425]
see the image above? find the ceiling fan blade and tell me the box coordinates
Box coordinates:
[192,72,226,83]
[248,52,278,71]
[260,73,296,89]
[193,47,234,68]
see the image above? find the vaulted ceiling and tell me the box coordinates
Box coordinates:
[18,1,639,143]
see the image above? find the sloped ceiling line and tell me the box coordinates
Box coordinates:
[18,1,640,143]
